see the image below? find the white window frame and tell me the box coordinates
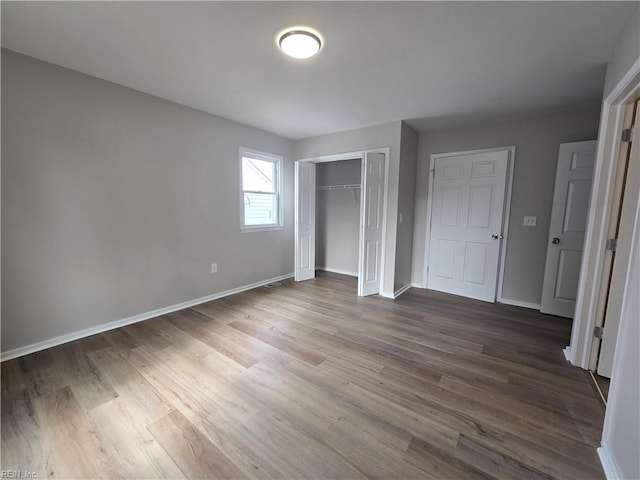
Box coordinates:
[239,147,283,232]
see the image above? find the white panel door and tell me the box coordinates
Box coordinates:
[294,161,316,281]
[427,150,509,302]
[541,141,596,318]
[358,152,385,296]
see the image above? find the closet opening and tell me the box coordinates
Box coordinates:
[294,149,389,296]
[316,159,362,278]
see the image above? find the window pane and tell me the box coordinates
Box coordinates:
[244,192,277,226]
[242,157,275,193]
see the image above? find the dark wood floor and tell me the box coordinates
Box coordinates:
[1,272,605,479]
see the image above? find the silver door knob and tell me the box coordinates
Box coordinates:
[491,233,504,240]
[551,237,560,244]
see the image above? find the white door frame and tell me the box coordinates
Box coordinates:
[422,146,516,303]
[295,148,390,296]
[567,57,640,369]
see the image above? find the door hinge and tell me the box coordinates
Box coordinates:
[593,326,604,339]
[606,238,618,252]
[426,266,429,273]
[621,126,634,142]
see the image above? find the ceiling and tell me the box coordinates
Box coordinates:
[1,2,636,140]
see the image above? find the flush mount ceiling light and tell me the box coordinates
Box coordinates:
[278,28,322,59]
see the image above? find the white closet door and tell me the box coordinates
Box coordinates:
[295,161,316,281]
[358,152,385,296]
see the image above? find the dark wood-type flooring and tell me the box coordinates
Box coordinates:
[1,272,606,479]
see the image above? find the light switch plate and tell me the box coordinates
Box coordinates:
[523,216,537,227]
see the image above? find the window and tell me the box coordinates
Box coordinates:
[240,148,282,231]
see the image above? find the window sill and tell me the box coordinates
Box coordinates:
[241,225,284,233]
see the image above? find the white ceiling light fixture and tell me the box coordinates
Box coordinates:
[278,28,322,59]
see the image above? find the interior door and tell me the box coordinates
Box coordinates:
[598,111,638,377]
[540,141,597,318]
[427,149,509,302]
[294,161,316,281]
[358,152,385,296]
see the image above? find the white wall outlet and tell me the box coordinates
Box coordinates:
[399,213,404,223]
[211,263,218,274]
[523,216,537,227]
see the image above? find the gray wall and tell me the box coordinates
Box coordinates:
[603,7,640,99]
[316,160,361,276]
[294,122,403,297]
[411,103,601,305]
[394,122,419,291]
[1,50,294,353]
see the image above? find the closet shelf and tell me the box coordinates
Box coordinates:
[317,184,361,191]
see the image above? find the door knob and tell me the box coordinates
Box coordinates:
[491,233,503,240]
[551,237,560,244]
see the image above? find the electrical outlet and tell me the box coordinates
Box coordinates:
[399,213,404,223]
[523,216,537,227]
[211,263,218,274]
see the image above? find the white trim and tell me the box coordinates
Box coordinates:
[297,149,373,164]
[393,283,412,298]
[380,283,412,299]
[498,298,541,310]
[411,282,424,289]
[568,57,640,368]
[423,146,516,301]
[317,266,358,277]
[563,346,573,362]
[606,57,640,107]
[0,273,293,362]
[598,445,622,480]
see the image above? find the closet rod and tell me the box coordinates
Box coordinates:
[317,184,361,191]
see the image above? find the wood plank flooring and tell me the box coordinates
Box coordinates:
[1,272,606,479]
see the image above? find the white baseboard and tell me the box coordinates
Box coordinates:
[0,273,293,362]
[394,283,412,298]
[380,283,412,299]
[316,266,358,277]
[563,346,573,363]
[498,297,541,310]
[598,444,622,480]
[411,282,425,289]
